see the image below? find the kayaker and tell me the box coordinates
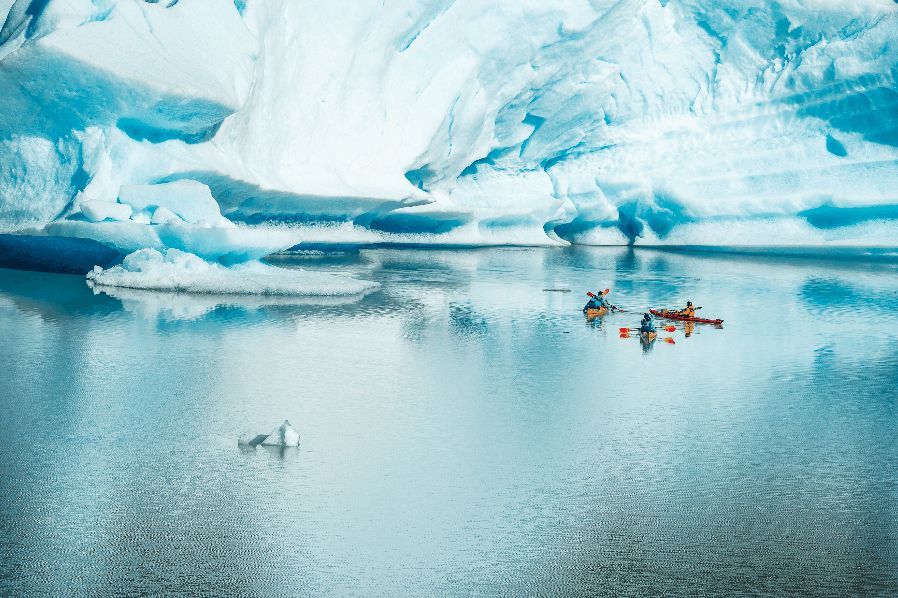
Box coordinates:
[679,301,701,318]
[583,289,611,312]
[639,312,656,333]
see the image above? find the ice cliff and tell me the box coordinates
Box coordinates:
[1,0,897,260]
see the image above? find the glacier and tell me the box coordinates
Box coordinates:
[0,0,897,286]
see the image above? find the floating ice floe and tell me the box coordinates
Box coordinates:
[86,248,379,296]
[262,420,300,447]
[239,420,299,448]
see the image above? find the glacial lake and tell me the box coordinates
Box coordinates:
[1,246,896,595]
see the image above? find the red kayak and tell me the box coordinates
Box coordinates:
[650,309,723,325]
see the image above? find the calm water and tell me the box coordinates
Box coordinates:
[1,247,896,596]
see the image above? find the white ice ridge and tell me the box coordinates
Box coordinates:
[86,248,379,296]
[0,1,897,248]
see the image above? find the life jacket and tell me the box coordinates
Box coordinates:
[682,305,695,317]
[585,292,607,311]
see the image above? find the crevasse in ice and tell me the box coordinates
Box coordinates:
[1,0,896,251]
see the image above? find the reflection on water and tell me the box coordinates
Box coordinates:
[90,283,368,321]
[1,246,897,595]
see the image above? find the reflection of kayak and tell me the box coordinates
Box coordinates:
[640,330,657,342]
[650,309,723,325]
[585,307,608,317]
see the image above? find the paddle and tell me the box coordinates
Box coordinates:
[585,289,610,299]
[619,326,675,333]
[618,332,676,344]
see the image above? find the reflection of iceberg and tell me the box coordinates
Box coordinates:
[89,282,369,321]
[86,248,379,297]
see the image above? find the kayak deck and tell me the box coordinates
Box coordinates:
[650,309,723,325]
[584,307,608,317]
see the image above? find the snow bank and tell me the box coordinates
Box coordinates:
[86,248,379,296]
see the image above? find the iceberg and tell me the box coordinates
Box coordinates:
[86,248,379,296]
[0,0,895,259]
[261,420,300,448]
[238,420,300,448]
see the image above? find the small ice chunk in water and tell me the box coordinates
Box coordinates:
[261,420,300,447]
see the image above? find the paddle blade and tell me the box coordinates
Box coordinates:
[663,326,676,332]
[618,327,630,333]
[619,332,630,338]
[586,291,596,298]
[664,337,676,344]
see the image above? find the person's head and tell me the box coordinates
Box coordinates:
[687,301,693,306]
[643,313,650,320]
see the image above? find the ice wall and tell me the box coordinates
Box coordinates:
[1,0,896,250]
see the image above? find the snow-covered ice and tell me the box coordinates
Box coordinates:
[0,0,896,252]
[118,181,225,226]
[80,200,132,223]
[86,248,379,296]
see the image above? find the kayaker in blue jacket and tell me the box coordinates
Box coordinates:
[583,289,610,312]
[639,312,656,333]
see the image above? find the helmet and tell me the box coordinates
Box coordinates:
[643,313,650,319]
[687,301,693,306]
